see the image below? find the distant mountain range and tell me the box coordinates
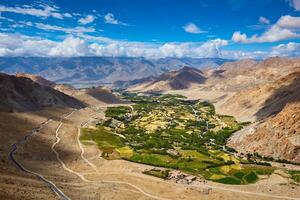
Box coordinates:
[0,57,232,87]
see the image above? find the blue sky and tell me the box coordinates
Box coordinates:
[0,0,300,59]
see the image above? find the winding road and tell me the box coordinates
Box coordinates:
[8,118,71,200]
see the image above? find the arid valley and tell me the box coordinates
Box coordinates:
[1,56,300,200]
[1,0,300,199]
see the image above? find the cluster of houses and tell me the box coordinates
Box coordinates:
[167,170,202,185]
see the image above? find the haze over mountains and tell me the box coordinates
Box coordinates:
[0,57,232,87]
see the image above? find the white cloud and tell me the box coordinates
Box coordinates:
[78,15,95,25]
[259,16,270,24]
[232,15,300,43]
[277,15,300,29]
[286,0,300,11]
[271,42,300,57]
[0,4,72,19]
[183,23,206,34]
[0,32,229,58]
[104,13,129,26]
[35,23,95,33]
[48,36,88,56]
[0,32,299,59]
[0,33,56,56]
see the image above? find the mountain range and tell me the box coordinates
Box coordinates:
[0,57,232,87]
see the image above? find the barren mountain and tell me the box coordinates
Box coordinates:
[214,58,300,121]
[129,66,206,92]
[15,73,122,106]
[227,71,300,162]
[74,86,122,105]
[0,73,85,112]
[16,73,56,87]
[15,73,78,96]
[204,57,300,92]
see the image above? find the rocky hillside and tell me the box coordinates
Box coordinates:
[13,73,122,106]
[129,66,206,92]
[0,73,85,112]
[16,73,56,87]
[74,86,122,105]
[15,73,78,96]
[228,71,300,163]
[205,57,300,91]
[215,58,300,121]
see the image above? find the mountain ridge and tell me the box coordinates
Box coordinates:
[0,57,232,87]
[0,73,85,112]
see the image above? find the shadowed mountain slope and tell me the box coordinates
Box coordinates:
[228,71,300,163]
[0,73,85,112]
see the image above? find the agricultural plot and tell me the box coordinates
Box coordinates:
[289,170,300,183]
[81,93,275,184]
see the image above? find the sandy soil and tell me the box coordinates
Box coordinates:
[1,104,300,200]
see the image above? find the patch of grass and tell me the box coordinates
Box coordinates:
[116,146,134,158]
[207,165,273,184]
[243,171,258,183]
[209,174,227,180]
[289,170,300,183]
[233,172,246,179]
[179,150,216,162]
[143,169,170,179]
[127,153,176,168]
[215,177,241,184]
[80,127,124,155]
[126,152,213,174]
[106,106,131,121]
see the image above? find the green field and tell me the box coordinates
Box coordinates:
[289,170,300,183]
[143,169,170,179]
[80,92,276,185]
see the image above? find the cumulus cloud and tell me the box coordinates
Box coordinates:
[0,4,72,19]
[104,13,129,26]
[1,32,299,59]
[286,0,300,11]
[78,15,95,25]
[0,33,56,56]
[277,15,300,29]
[259,16,270,24]
[271,42,300,57]
[232,15,300,43]
[182,23,206,34]
[48,37,88,56]
[0,32,230,58]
